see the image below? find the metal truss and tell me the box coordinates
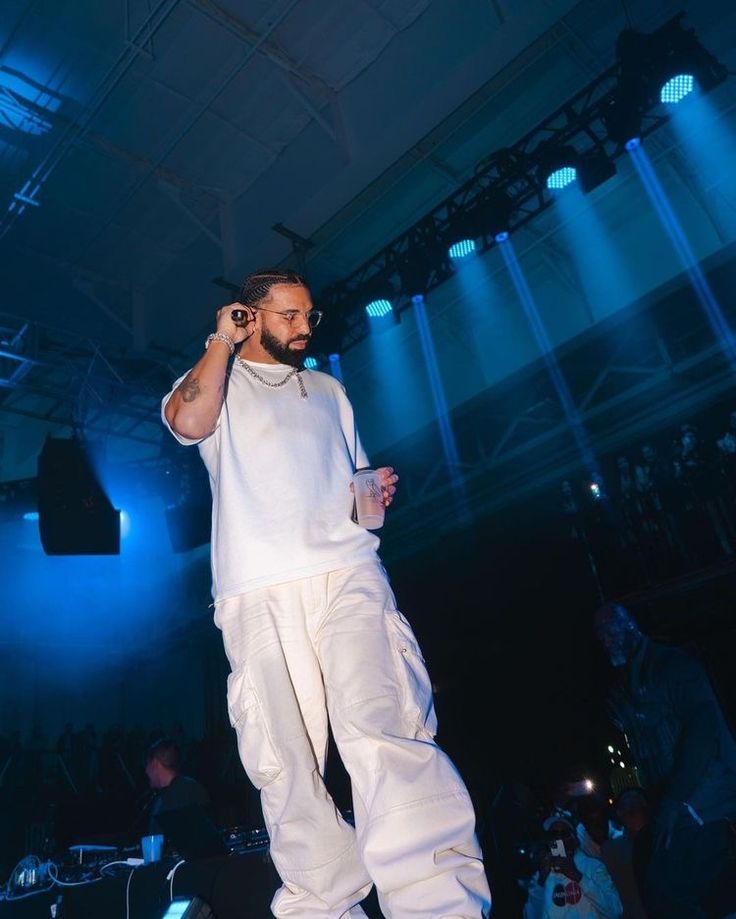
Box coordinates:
[312,13,710,361]
[377,262,736,563]
[0,311,178,449]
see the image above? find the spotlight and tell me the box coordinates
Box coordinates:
[448,239,476,260]
[547,166,576,190]
[648,15,728,100]
[537,145,578,191]
[604,14,728,146]
[444,186,514,257]
[303,356,318,369]
[537,145,616,194]
[359,275,398,321]
[365,298,393,318]
[660,73,694,104]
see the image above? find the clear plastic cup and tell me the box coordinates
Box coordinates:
[351,469,385,530]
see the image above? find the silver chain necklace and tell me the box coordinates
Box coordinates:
[236,357,308,398]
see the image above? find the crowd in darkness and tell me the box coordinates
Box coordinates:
[559,408,736,593]
[4,411,736,912]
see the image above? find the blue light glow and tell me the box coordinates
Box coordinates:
[495,231,509,243]
[303,356,318,369]
[625,137,641,152]
[499,236,601,483]
[628,141,736,369]
[412,294,469,521]
[448,239,476,260]
[365,299,393,318]
[0,68,59,136]
[119,509,131,539]
[660,73,694,104]
[546,167,577,190]
[328,353,343,383]
[23,511,39,521]
[162,901,193,918]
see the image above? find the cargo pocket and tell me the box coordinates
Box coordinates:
[386,610,438,738]
[226,667,282,789]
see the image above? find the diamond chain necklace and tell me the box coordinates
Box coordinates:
[236,356,308,398]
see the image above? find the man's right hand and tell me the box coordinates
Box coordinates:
[216,302,254,345]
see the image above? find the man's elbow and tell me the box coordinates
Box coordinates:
[165,404,213,442]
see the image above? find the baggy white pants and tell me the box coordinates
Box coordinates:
[214,561,491,918]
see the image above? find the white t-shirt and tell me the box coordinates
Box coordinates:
[161,360,380,601]
[523,850,623,919]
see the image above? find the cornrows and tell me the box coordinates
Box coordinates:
[238,268,307,307]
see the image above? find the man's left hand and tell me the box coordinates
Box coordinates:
[376,466,399,507]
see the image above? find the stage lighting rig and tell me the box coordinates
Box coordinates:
[536,144,617,194]
[604,13,728,145]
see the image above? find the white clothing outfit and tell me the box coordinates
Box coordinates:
[162,361,491,918]
[523,850,623,919]
[163,361,379,601]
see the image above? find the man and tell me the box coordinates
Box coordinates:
[523,815,622,918]
[145,737,212,835]
[161,268,491,918]
[599,787,650,919]
[593,602,736,918]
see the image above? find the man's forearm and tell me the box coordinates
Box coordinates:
[165,340,231,439]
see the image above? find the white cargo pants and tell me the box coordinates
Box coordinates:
[214,560,491,918]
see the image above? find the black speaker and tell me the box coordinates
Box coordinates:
[37,436,120,555]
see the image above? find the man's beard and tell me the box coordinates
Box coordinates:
[260,326,310,368]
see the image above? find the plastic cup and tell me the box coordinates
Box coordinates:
[141,834,164,864]
[351,469,385,530]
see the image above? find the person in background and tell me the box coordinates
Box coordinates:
[145,736,212,835]
[523,814,622,918]
[593,602,736,918]
[600,786,651,919]
[161,267,491,918]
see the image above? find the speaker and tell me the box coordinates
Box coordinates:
[37,436,120,555]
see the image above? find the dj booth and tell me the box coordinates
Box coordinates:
[0,850,280,919]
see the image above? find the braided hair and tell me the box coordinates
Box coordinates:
[238,268,308,308]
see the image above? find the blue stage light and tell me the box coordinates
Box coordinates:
[546,167,577,190]
[303,356,318,369]
[448,239,476,260]
[365,299,393,318]
[660,73,694,103]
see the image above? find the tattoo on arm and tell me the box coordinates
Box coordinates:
[180,376,201,403]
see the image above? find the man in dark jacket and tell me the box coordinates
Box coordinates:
[594,602,736,918]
